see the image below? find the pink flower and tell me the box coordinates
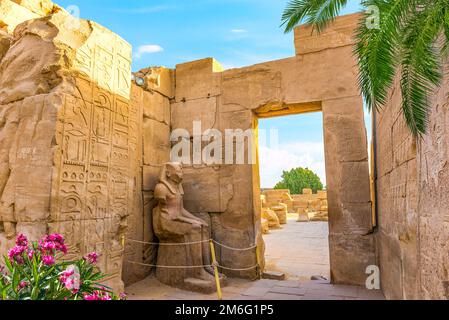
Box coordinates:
[42,241,56,251]
[83,290,112,301]
[38,234,67,256]
[27,249,34,260]
[84,252,99,264]
[15,234,28,247]
[48,234,64,243]
[101,293,112,301]
[83,292,100,300]
[42,255,55,266]
[18,281,28,290]
[119,292,127,300]
[60,266,80,291]
[8,246,26,264]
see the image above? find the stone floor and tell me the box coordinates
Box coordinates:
[264,218,330,280]
[125,219,384,300]
[125,277,384,300]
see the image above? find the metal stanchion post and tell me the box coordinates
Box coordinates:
[209,240,223,300]
[255,244,262,279]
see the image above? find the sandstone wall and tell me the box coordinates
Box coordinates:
[417,69,449,299]
[122,68,173,285]
[374,74,419,299]
[375,69,449,299]
[0,7,134,291]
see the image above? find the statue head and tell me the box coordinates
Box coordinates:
[159,162,183,184]
[158,162,184,195]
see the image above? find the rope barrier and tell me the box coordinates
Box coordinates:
[124,237,256,251]
[218,265,259,271]
[123,238,259,271]
[212,240,257,251]
[125,238,210,246]
[126,260,258,272]
[123,236,260,300]
[126,261,213,269]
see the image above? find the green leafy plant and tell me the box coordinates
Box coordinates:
[0,234,125,300]
[274,167,324,194]
[281,0,449,135]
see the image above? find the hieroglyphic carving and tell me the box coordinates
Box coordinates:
[51,75,133,285]
[74,22,132,99]
[48,22,133,289]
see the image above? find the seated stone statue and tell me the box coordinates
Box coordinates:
[153,162,226,293]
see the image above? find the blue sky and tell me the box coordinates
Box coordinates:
[54,0,368,188]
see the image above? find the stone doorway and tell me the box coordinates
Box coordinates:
[250,97,374,286]
[257,112,330,281]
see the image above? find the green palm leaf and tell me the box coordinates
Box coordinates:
[400,1,446,135]
[281,0,348,33]
[356,0,417,113]
[281,0,449,136]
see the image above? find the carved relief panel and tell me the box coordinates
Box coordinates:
[50,24,133,287]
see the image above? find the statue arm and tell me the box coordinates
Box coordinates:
[176,215,202,225]
[154,183,202,226]
[154,184,167,204]
[182,209,208,226]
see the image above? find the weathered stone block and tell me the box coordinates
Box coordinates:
[340,162,371,204]
[0,0,40,34]
[0,26,61,104]
[294,13,360,55]
[175,58,222,101]
[171,97,218,135]
[11,0,55,15]
[0,30,11,60]
[142,165,162,192]
[222,66,281,110]
[143,119,170,165]
[323,97,368,162]
[329,233,375,286]
[182,166,222,213]
[143,90,170,125]
[271,205,287,225]
[134,66,174,99]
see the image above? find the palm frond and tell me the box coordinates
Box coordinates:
[400,1,445,135]
[355,0,416,112]
[442,4,449,56]
[281,0,348,33]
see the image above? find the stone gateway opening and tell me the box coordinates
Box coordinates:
[257,112,331,281]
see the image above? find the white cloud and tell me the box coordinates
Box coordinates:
[259,141,326,189]
[231,29,248,33]
[135,45,164,59]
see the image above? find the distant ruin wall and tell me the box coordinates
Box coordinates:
[375,69,449,300]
